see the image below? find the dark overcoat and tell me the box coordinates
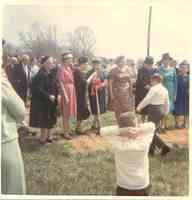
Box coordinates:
[73,67,90,121]
[29,68,58,129]
[174,75,189,116]
[135,66,157,110]
[5,64,16,88]
[11,63,30,104]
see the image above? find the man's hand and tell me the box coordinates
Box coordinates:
[65,96,69,104]
[110,93,115,100]
[145,85,151,90]
[174,95,177,102]
[118,132,138,139]
[49,95,55,102]
[136,107,141,113]
[118,129,139,139]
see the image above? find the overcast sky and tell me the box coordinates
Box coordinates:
[2,0,192,61]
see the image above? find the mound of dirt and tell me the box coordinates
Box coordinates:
[69,129,188,152]
[160,129,188,145]
[69,133,110,153]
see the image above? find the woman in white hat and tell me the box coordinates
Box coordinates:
[58,52,77,139]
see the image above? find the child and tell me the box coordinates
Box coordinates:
[136,73,171,155]
[101,112,155,196]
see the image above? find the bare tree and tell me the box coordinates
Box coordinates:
[2,40,23,56]
[65,26,96,59]
[18,22,62,58]
[18,23,96,60]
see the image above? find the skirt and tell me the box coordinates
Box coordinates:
[60,83,77,119]
[1,139,26,194]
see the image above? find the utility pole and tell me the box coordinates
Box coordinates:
[147,6,152,56]
[53,25,57,57]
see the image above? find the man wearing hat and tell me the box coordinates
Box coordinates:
[136,73,171,156]
[88,58,108,133]
[135,56,157,118]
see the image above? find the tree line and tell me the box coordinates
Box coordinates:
[3,22,96,60]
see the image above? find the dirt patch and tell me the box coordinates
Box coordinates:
[69,133,110,153]
[69,129,188,152]
[160,129,188,145]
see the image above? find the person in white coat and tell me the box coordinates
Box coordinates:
[101,112,155,196]
[136,73,171,155]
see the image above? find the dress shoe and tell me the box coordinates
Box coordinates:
[61,133,72,140]
[161,146,171,156]
[47,138,53,143]
[75,128,84,135]
[39,139,47,145]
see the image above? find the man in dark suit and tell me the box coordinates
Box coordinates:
[12,54,31,105]
[135,56,157,116]
[5,56,18,87]
[11,54,31,134]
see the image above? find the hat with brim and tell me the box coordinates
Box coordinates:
[161,53,171,61]
[79,56,88,65]
[62,52,73,60]
[92,58,101,64]
[179,60,190,68]
[144,56,154,65]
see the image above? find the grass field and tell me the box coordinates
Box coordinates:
[21,112,189,196]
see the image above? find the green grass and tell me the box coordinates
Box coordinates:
[22,143,188,196]
[21,112,188,196]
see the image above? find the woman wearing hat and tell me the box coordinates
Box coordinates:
[30,56,58,144]
[158,53,177,131]
[108,56,133,123]
[174,61,189,129]
[58,52,77,139]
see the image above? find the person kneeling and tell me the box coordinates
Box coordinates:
[101,112,155,196]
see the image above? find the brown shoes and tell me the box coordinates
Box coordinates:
[61,133,73,140]
[161,146,171,156]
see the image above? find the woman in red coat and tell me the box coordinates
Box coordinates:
[58,52,77,140]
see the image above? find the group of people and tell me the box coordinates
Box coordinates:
[3,52,190,144]
[135,53,189,129]
[2,48,190,195]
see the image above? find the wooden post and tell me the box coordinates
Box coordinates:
[147,6,152,56]
[54,25,57,57]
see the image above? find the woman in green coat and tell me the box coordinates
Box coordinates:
[1,70,26,194]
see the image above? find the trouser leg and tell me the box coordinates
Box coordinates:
[115,111,121,125]
[147,106,167,153]
[152,134,167,149]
